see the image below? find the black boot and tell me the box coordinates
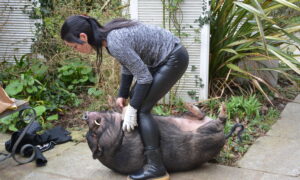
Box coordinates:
[128,148,169,180]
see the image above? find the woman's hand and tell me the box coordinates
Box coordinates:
[116,97,126,108]
[122,104,138,132]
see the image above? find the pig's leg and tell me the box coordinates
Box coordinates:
[183,103,206,119]
[129,46,189,180]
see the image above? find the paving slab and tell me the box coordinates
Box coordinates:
[0,133,11,145]
[171,163,300,180]
[267,116,300,139]
[37,142,125,180]
[22,171,73,180]
[267,95,300,139]
[238,95,300,177]
[0,158,36,180]
[237,135,300,177]
[42,142,77,159]
[277,99,300,123]
[0,132,77,180]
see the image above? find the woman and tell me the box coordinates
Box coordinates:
[61,15,189,180]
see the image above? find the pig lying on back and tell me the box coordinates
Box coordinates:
[84,103,227,174]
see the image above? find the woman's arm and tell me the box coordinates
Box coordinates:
[108,38,153,110]
[118,73,133,99]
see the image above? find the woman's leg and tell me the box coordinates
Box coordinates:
[129,46,189,180]
[139,46,189,148]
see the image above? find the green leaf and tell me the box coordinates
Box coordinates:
[152,105,169,116]
[227,63,250,74]
[26,76,35,86]
[72,79,79,84]
[279,29,300,46]
[5,80,23,96]
[88,87,103,97]
[32,64,48,77]
[89,76,96,83]
[34,105,46,116]
[273,0,300,11]
[269,49,300,75]
[63,70,74,76]
[254,14,269,56]
[219,48,238,55]
[264,0,298,12]
[58,66,68,71]
[252,79,273,105]
[9,124,18,132]
[0,116,12,125]
[80,67,92,74]
[26,87,34,93]
[46,114,58,121]
[68,85,74,90]
[26,86,38,94]
[79,76,88,83]
[227,39,255,47]
[234,2,275,23]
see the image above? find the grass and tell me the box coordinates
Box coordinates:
[212,96,281,165]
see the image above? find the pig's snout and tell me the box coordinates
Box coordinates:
[82,112,89,121]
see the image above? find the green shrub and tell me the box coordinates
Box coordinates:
[0,55,96,132]
[197,0,300,100]
[57,58,96,92]
[226,95,262,121]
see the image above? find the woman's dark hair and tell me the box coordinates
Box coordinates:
[61,15,137,73]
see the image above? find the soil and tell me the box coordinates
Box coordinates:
[53,94,94,130]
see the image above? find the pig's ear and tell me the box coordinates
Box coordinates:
[92,144,103,159]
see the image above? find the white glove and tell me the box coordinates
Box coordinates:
[122,104,138,132]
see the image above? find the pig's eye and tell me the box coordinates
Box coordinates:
[94,118,101,126]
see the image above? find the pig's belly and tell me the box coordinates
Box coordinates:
[159,116,213,132]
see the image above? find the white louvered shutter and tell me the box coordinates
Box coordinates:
[128,0,209,102]
[0,0,37,63]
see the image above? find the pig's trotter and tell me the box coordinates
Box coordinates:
[128,149,169,180]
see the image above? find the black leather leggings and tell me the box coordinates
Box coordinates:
[136,45,189,149]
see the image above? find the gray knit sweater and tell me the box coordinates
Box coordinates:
[107,23,180,84]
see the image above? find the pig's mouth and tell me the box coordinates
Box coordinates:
[82,112,102,126]
[94,119,101,126]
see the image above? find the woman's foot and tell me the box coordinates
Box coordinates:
[128,149,169,180]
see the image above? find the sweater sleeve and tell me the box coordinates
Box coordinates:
[118,74,133,98]
[121,65,132,75]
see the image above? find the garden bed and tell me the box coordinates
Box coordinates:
[53,83,299,166]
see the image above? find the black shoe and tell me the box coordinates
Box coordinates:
[128,148,169,180]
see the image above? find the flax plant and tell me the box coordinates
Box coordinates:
[207,0,300,103]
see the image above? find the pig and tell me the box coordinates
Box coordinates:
[84,102,227,174]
